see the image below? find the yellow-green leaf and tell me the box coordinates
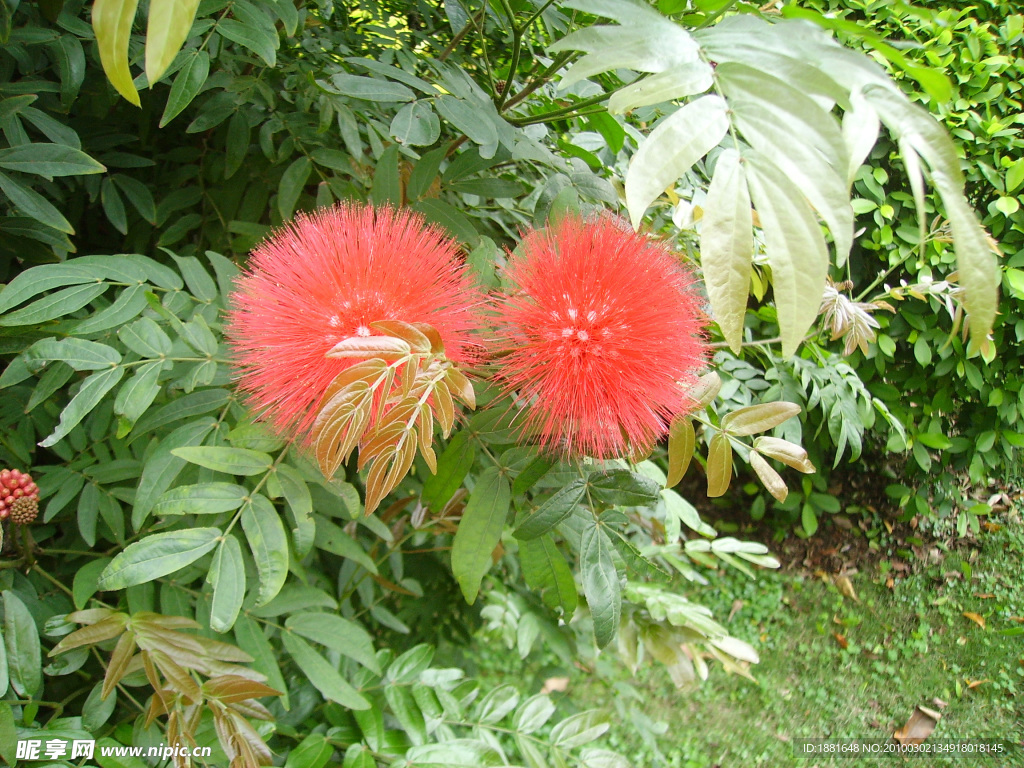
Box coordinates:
[145,0,201,84]
[721,402,801,436]
[667,418,695,488]
[92,0,141,107]
[748,450,788,502]
[701,148,753,353]
[706,433,732,498]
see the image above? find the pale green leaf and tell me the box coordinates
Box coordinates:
[145,0,201,83]
[700,148,752,352]
[91,0,141,107]
[744,149,829,357]
[625,94,728,228]
[608,60,713,115]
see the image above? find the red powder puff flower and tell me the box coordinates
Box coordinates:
[494,216,708,458]
[225,204,484,437]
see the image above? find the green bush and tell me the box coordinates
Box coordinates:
[0,0,1000,764]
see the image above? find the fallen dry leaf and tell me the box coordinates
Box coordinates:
[973,593,995,599]
[541,676,569,694]
[963,612,986,629]
[932,698,948,709]
[834,575,859,602]
[833,632,848,649]
[728,599,744,622]
[893,706,939,745]
[885,577,895,589]
[966,679,991,689]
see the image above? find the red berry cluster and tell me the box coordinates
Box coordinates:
[0,468,39,522]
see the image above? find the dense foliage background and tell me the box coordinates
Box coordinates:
[0,0,1015,765]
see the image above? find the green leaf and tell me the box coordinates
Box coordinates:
[0,142,105,176]
[330,73,413,102]
[313,516,378,574]
[101,176,128,234]
[0,263,106,313]
[0,624,6,699]
[285,612,380,674]
[40,366,125,447]
[73,557,112,610]
[551,709,611,749]
[386,643,434,683]
[386,684,427,745]
[29,337,122,370]
[3,591,42,698]
[519,535,578,618]
[276,464,315,557]
[98,528,221,589]
[0,282,107,326]
[145,0,201,83]
[407,146,447,200]
[700,149,752,352]
[513,479,586,540]
[242,494,289,607]
[152,482,248,516]
[159,50,210,127]
[118,316,173,357]
[75,283,148,335]
[225,111,250,179]
[409,198,479,243]
[434,95,497,148]
[625,94,729,228]
[114,361,163,427]
[208,535,245,633]
[391,101,440,146]
[82,681,118,731]
[802,503,818,536]
[588,469,661,507]
[370,144,401,207]
[278,156,312,220]
[281,632,370,709]
[511,454,553,496]
[744,148,829,357]
[421,430,476,510]
[0,703,16,766]
[579,525,620,648]
[285,734,334,768]
[234,614,289,710]
[0,171,74,233]
[92,0,141,106]
[451,467,511,604]
[171,446,273,476]
[217,18,278,67]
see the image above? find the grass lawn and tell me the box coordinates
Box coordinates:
[469,516,1024,767]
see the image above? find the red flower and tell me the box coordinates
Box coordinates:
[495,216,708,458]
[226,204,484,437]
